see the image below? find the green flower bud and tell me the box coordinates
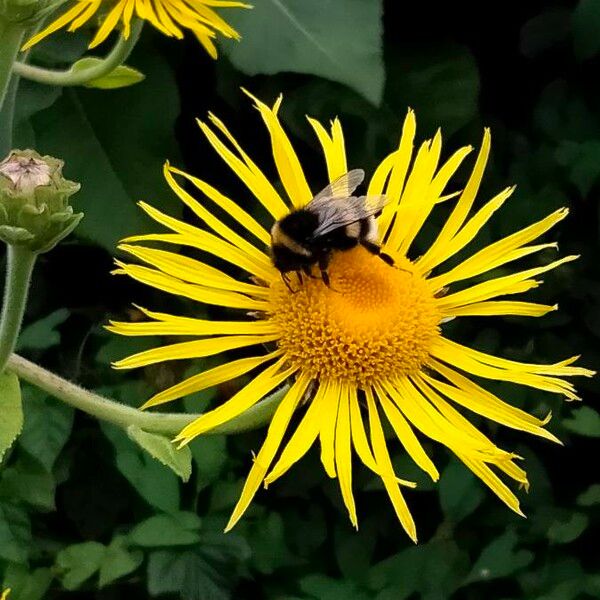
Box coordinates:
[0,150,83,254]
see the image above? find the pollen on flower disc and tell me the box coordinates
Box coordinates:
[269,246,441,386]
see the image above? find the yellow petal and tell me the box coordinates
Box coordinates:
[307,117,348,182]
[418,129,491,272]
[264,381,325,486]
[68,0,102,30]
[319,380,340,478]
[375,385,439,481]
[142,351,282,408]
[224,372,311,531]
[243,90,313,208]
[113,333,278,369]
[176,359,297,443]
[167,165,271,246]
[335,382,357,528]
[89,0,127,48]
[365,388,417,542]
[22,2,90,49]
[349,386,379,474]
[444,301,557,318]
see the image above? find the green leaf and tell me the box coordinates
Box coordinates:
[0,502,31,563]
[98,536,143,588]
[577,483,600,506]
[465,530,534,584]
[562,406,600,437]
[101,423,180,513]
[26,36,182,251]
[127,425,192,482]
[222,0,385,105]
[2,564,53,600]
[547,512,588,544]
[69,57,145,89]
[129,512,202,547]
[16,309,69,351]
[439,460,485,523]
[300,574,371,600]
[249,512,297,575]
[0,372,23,462]
[18,385,73,472]
[147,534,250,600]
[572,0,600,60]
[56,542,106,590]
[0,457,56,511]
[190,435,227,491]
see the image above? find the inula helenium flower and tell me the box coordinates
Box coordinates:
[22,0,250,56]
[109,92,593,541]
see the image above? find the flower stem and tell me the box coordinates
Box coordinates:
[13,18,143,87]
[0,246,36,372]
[0,17,26,113]
[7,353,287,437]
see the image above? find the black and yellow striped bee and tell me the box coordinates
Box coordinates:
[270,169,393,288]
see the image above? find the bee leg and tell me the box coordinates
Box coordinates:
[318,254,333,288]
[282,272,298,294]
[361,241,410,273]
[302,265,317,279]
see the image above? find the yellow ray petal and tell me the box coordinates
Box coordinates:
[118,244,269,297]
[319,380,340,478]
[386,131,442,253]
[113,333,278,370]
[378,110,417,239]
[114,261,267,311]
[430,338,589,400]
[458,453,524,516]
[176,359,297,443]
[365,388,417,542]
[420,186,514,277]
[418,129,491,272]
[198,117,289,219]
[425,359,560,443]
[307,117,348,182]
[224,373,311,531]
[163,165,272,268]
[142,351,282,408]
[89,0,128,48]
[264,381,325,486]
[243,90,313,208]
[335,382,357,528]
[437,255,578,309]
[22,2,90,49]
[349,386,379,474]
[136,201,274,281]
[68,0,102,30]
[375,385,439,481]
[368,150,397,197]
[167,165,271,246]
[152,0,184,37]
[444,300,557,318]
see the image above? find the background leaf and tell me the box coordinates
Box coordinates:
[0,372,23,463]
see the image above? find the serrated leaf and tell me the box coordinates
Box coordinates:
[562,406,600,437]
[0,372,23,462]
[69,57,145,89]
[222,0,385,105]
[98,536,143,588]
[127,425,192,482]
[129,512,202,547]
[56,542,106,590]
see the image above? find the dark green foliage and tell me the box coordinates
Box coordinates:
[1,1,599,599]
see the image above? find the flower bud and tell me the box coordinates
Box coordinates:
[0,150,83,253]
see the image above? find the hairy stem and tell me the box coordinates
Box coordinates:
[8,353,287,436]
[0,246,36,372]
[13,18,143,87]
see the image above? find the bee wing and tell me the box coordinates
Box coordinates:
[310,169,365,203]
[310,195,387,239]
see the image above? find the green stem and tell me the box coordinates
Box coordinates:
[0,18,26,115]
[7,353,287,437]
[12,18,143,87]
[0,246,36,372]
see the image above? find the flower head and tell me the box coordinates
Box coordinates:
[108,92,593,541]
[22,0,250,56]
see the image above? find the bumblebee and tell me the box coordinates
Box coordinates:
[270,169,392,288]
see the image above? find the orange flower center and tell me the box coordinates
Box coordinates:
[269,246,441,386]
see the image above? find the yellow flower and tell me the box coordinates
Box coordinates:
[108,92,593,541]
[22,0,250,56]
[1,589,10,600]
